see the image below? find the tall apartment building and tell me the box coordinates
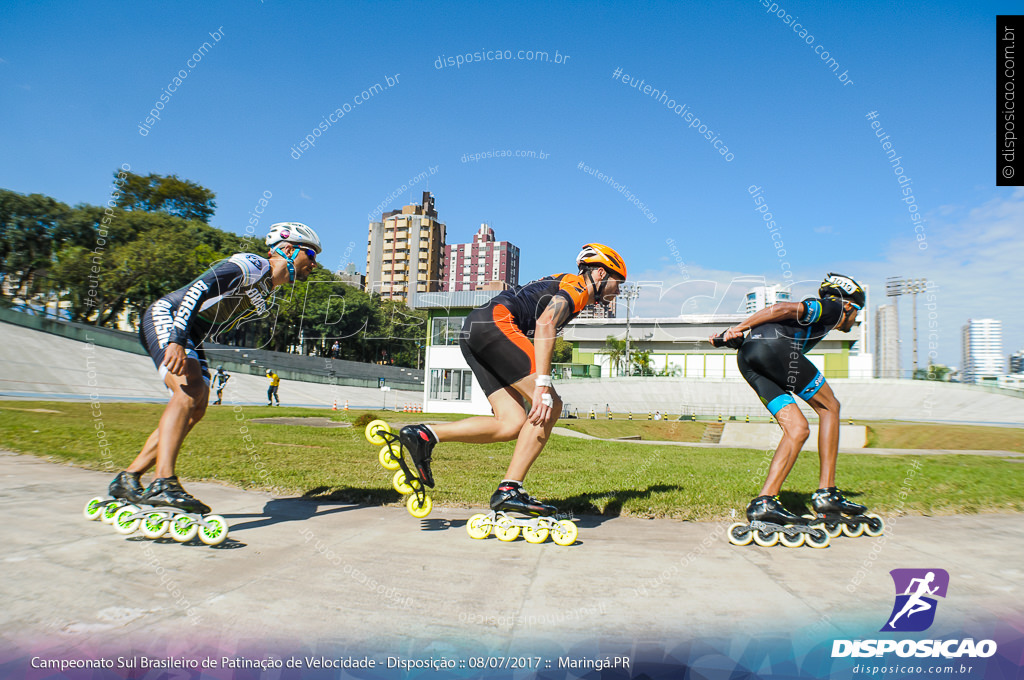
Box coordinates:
[744,284,791,314]
[366,192,446,305]
[961,318,1004,383]
[442,223,520,292]
[1010,349,1024,374]
[874,303,900,378]
[577,297,617,319]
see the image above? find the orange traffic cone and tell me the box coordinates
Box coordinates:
[344,400,349,411]
[332,400,337,411]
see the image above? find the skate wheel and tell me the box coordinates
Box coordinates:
[727,522,754,546]
[466,513,492,539]
[141,513,169,539]
[169,515,198,543]
[842,522,865,538]
[406,493,432,518]
[378,444,401,471]
[83,497,106,521]
[752,529,779,547]
[779,530,806,548]
[114,505,142,535]
[494,518,520,542]
[100,500,122,524]
[805,528,831,549]
[522,525,549,544]
[551,519,578,546]
[392,470,415,495]
[198,515,229,546]
[864,513,884,537]
[365,419,392,445]
[824,522,843,539]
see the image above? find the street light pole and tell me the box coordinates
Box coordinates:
[886,276,927,378]
[620,284,640,377]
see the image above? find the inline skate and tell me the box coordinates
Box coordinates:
[364,420,433,518]
[97,476,228,545]
[728,495,830,548]
[466,482,578,546]
[83,471,144,525]
[805,487,884,538]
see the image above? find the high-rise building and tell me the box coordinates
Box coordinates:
[874,304,900,378]
[442,223,520,292]
[961,319,1004,383]
[337,263,365,289]
[366,192,446,305]
[1009,349,1024,374]
[744,284,791,314]
[577,297,617,319]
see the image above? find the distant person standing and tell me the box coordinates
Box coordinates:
[266,369,281,406]
[212,366,230,405]
[331,340,340,358]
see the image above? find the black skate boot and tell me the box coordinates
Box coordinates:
[142,476,211,514]
[746,495,803,524]
[490,482,557,517]
[399,424,437,488]
[810,487,882,538]
[726,495,829,548]
[108,471,144,503]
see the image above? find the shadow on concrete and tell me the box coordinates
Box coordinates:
[558,484,686,525]
[220,492,372,534]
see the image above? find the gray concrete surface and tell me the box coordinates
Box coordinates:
[2,451,1021,658]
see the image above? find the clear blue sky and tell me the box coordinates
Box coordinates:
[2,1,1021,367]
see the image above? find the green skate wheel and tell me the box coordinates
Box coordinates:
[727,522,754,546]
[494,518,520,542]
[805,527,831,549]
[551,519,578,546]
[779,530,806,548]
[198,515,229,546]
[392,470,415,495]
[83,497,106,521]
[365,420,392,445]
[100,500,122,524]
[140,513,169,539]
[842,522,865,538]
[378,444,401,470]
[522,525,549,544]
[168,515,198,543]
[466,513,492,539]
[752,529,779,547]
[864,513,884,537]
[113,505,142,535]
[406,493,432,518]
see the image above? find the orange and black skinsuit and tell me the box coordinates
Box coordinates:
[460,273,590,396]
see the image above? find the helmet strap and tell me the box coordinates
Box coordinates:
[272,246,297,283]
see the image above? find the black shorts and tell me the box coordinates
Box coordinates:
[459,302,536,397]
[736,339,825,415]
[139,300,211,386]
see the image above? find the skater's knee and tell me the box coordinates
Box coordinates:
[785,421,810,443]
[495,414,527,441]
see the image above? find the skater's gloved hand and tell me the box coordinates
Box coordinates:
[163,342,188,375]
[527,384,557,426]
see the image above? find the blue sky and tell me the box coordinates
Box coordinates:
[1,1,1021,367]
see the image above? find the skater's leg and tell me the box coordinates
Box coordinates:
[428,387,528,444]
[125,409,206,475]
[807,382,840,490]
[503,374,561,481]
[757,403,809,497]
[152,359,209,479]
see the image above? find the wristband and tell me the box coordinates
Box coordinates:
[536,374,552,387]
[541,394,554,408]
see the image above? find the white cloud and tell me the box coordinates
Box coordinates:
[300,190,311,200]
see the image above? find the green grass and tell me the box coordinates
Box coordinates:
[556,418,707,442]
[1,401,1021,519]
[865,421,1024,453]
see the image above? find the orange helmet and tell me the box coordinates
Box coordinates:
[576,243,627,280]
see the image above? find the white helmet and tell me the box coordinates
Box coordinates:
[266,222,322,254]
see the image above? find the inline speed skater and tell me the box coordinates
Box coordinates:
[713,273,883,548]
[397,243,627,544]
[84,223,323,544]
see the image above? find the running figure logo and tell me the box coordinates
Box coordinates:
[881,568,950,632]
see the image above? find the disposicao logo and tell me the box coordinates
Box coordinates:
[831,568,998,659]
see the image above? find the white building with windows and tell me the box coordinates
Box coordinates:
[961,318,1004,383]
[744,284,791,314]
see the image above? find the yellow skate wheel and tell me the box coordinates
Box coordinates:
[113,505,141,535]
[842,522,866,538]
[466,513,492,539]
[406,493,432,518]
[365,419,392,445]
[83,497,106,521]
[752,528,779,547]
[392,470,415,495]
[140,513,169,539]
[727,522,754,546]
[494,518,520,542]
[378,444,401,470]
[805,527,831,549]
[864,513,884,537]
[169,515,198,543]
[551,519,578,546]
[198,515,229,546]
[779,530,806,548]
[522,525,549,544]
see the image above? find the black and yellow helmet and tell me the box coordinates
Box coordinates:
[819,272,865,308]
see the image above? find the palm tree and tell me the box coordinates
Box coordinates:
[603,335,627,376]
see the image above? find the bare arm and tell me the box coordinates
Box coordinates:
[527,295,572,425]
[718,301,805,342]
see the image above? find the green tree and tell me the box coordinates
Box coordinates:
[603,335,627,376]
[115,170,217,223]
[632,349,653,376]
[915,362,952,381]
[553,336,573,363]
[0,189,70,299]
